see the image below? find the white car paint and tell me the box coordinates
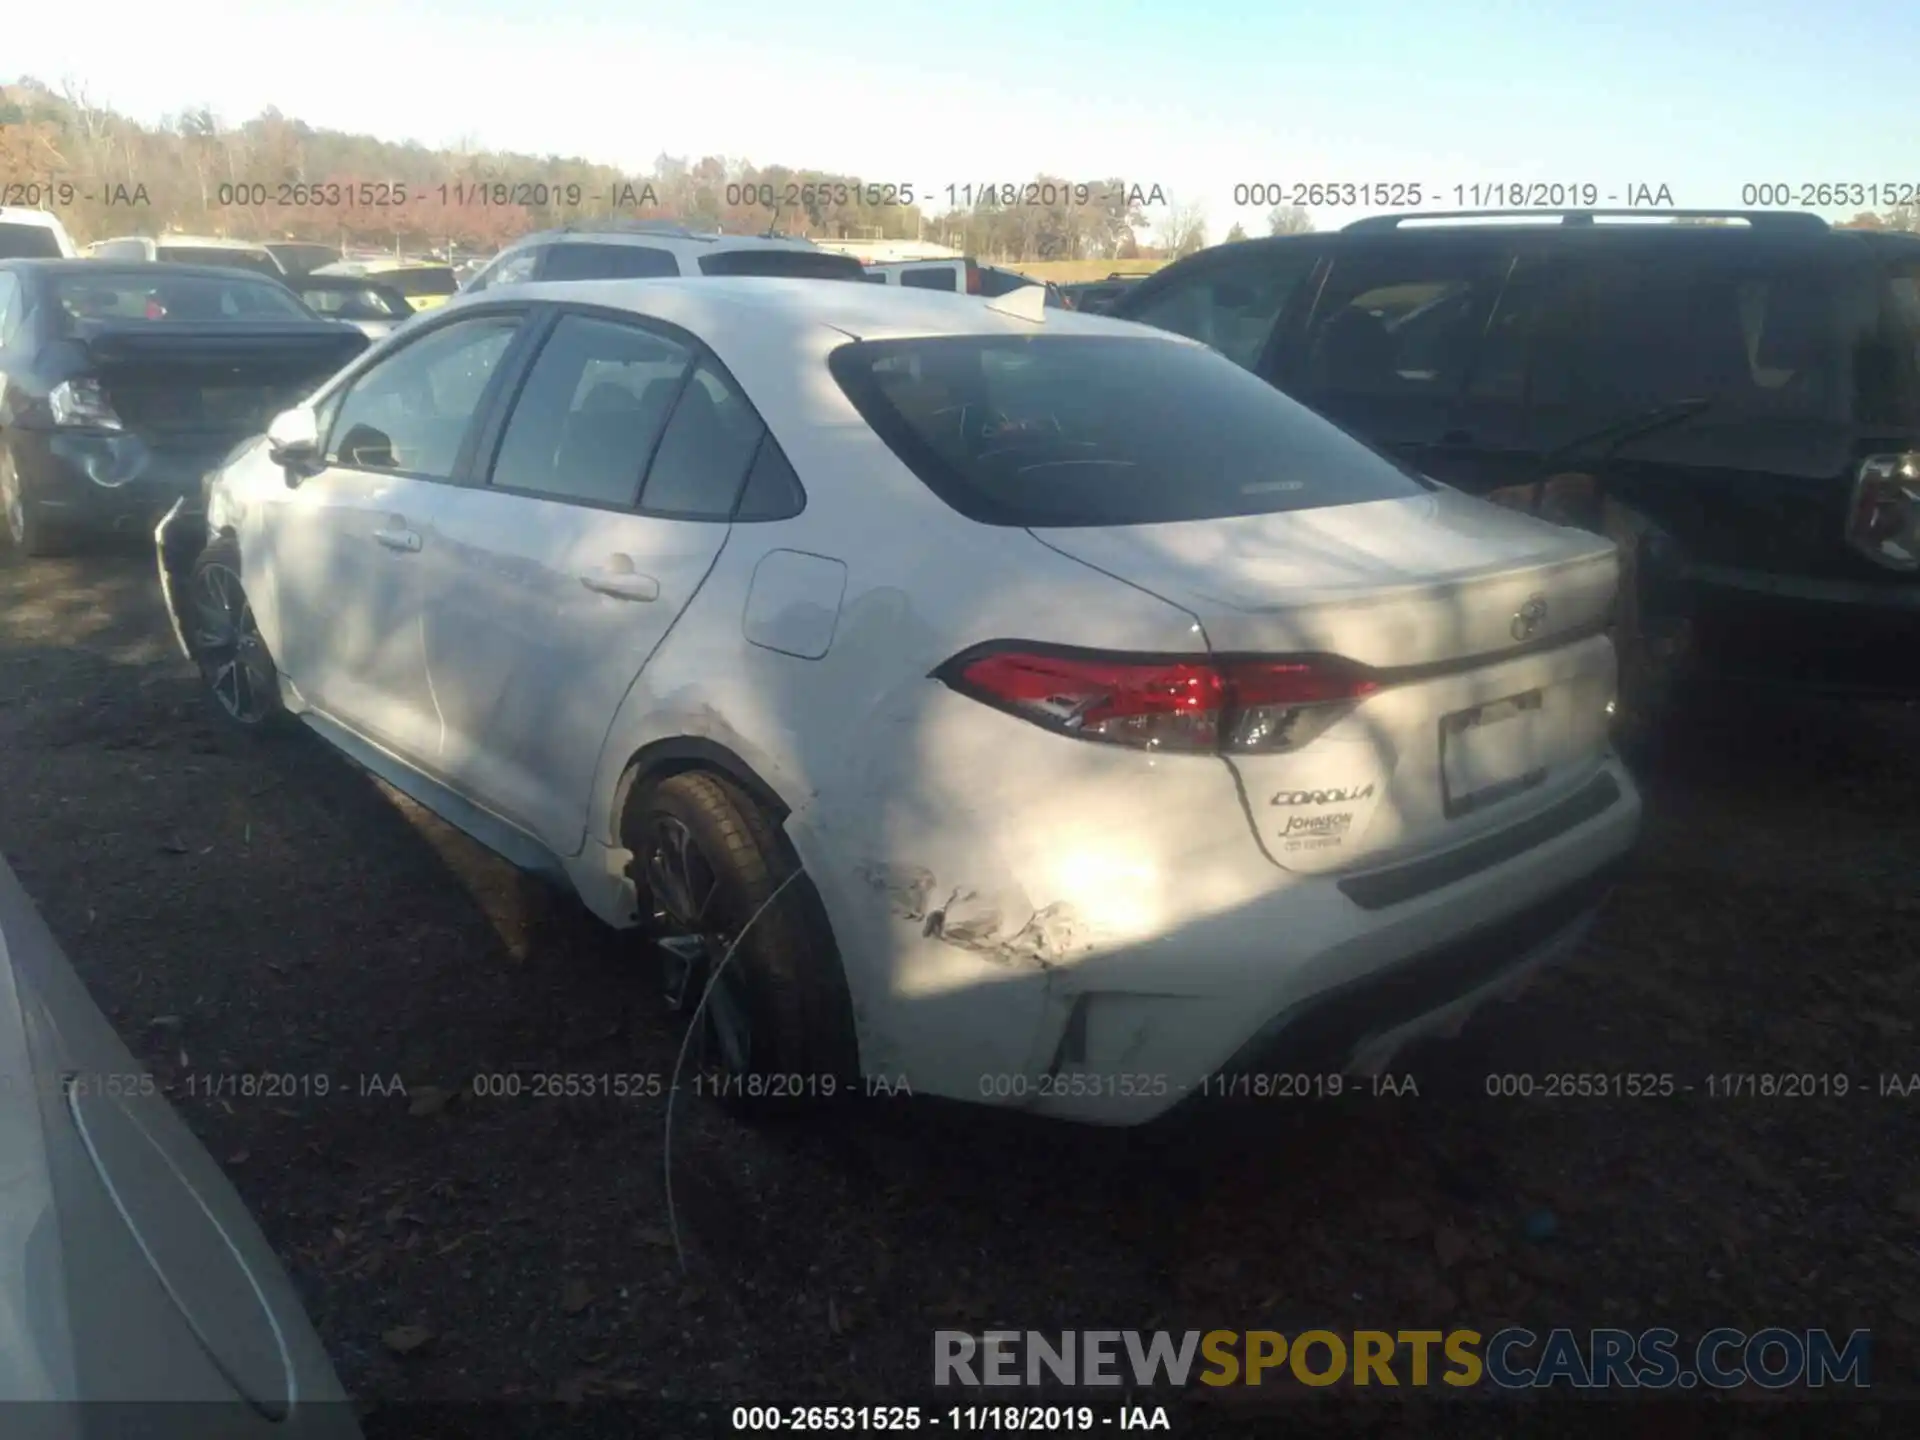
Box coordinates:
[0,856,358,1434]
[194,277,1641,1125]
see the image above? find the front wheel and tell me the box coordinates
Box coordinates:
[185,538,290,733]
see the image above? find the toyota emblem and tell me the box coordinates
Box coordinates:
[1511,594,1549,642]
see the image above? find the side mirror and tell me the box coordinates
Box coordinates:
[265,405,322,484]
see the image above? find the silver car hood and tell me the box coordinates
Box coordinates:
[0,859,359,1437]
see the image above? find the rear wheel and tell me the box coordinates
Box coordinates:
[625,770,858,1116]
[0,445,64,558]
[186,538,289,733]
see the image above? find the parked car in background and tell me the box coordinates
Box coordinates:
[864,256,1069,307]
[0,853,361,1435]
[460,220,869,290]
[84,235,289,282]
[1061,273,1147,314]
[1113,210,1920,712]
[292,274,415,341]
[0,207,79,259]
[263,241,343,277]
[0,261,368,555]
[157,277,1638,1126]
[312,257,460,311]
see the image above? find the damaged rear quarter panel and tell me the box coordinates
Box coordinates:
[581,420,1282,1102]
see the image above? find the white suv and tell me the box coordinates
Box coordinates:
[461,220,869,290]
[0,207,79,259]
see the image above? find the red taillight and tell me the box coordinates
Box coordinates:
[1845,453,1920,571]
[941,648,1378,753]
[965,260,980,295]
[144,299,166,319]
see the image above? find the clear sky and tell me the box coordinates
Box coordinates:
[10,0,1916,238]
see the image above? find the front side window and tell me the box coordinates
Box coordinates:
[541,244,679,281]
[1123,246,1317,371]
[831,334,1427,528]
[1865,260,1920,425]
[325,314,522,477]
[1528,251,1848,421]
[488,313,694,506]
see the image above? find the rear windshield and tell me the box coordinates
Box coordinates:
[300,283,412,320]
[382,266,458,297]
[55,270,313,323]
[0,222,62,259]
[830,335,1429,527]
[697,250,867,280]
[155,245,285,279]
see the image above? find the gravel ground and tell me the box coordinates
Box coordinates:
[2,542,1917,1437]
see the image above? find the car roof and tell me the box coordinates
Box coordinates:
[511,224,824,255]
[0,207,67,228]
[5,259,298,282]
[489,274,1178,344]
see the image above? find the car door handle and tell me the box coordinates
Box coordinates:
[579,560,660,602]
[373,526,422,552]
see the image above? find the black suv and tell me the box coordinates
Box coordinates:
[1112,210,1920,707]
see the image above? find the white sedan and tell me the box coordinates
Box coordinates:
[156,278,1640,1125]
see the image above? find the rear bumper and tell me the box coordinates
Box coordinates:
[154,499,210,665]
[1010,759,1641,1125]
[1683,564,1920,697]
[10,426,218,536]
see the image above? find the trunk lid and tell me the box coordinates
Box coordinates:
[1031,491,1623,875]
[1030,488,1619,664]
[75,322,366,447]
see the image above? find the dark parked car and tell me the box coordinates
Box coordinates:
[0,261,369,555]
[1113,210,1920,708]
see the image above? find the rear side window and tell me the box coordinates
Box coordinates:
[0,273,20,343]
[698,250,866,280]
[900,267,957,292]
[830,335,1427,527]
[1300,249,1503,398]
[638,363,767,519]
[1528,251,1848,420]
[542,243,679,281]
[0,223,61,260]
[1123,246,1317,371]
[467,247,543,292]
[490,313,694,506]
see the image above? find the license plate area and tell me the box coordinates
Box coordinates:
[1440,689,1549,819]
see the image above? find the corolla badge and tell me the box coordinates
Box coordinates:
[1511,594,1549,642]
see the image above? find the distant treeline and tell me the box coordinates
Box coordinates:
[0,78,1170,260]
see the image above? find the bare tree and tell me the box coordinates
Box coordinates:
[1161,201,1208,258]
[1267,203,1313,236]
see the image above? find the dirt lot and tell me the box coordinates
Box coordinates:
[2,543,1917,1435]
